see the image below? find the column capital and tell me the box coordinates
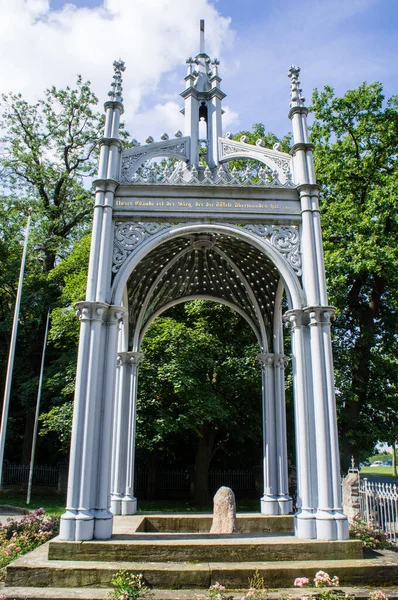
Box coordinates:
[257,352,274,368]
[75,301,109,323]
[118,351,144,368]
[75,302,127,325]
[107,305,128,325]
[297,183,322,197]
[257,353,289,368]
[92,178,119,193]
[288,105,309,120]
[104,100,124,113]
[273,353,289,369]
[284,308,308,329]
[304,306,336,326]
[290,142,315,155]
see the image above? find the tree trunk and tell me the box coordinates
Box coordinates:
[339,275,385,471]
[392,440,397,477]
[193,422,216,505]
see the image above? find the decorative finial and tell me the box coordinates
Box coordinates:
[200,19,205,54]
[288,64,305,108]
[108,59,126,103]
[211,58,220,77]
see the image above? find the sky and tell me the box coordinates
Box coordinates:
[0,0,397,142]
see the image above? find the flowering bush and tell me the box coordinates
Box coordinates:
[313,571,339,588]
[194,581,233,600]
[349,515,390,549]
[108,570,152,600]
[369,592,388,600]
[0,508,59,578]
[294,577,310,588]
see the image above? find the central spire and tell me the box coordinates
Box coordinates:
[180,19,226,169]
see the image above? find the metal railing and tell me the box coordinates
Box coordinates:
[2,463,59,487]
[360,478,398,544]
[209,469,256,491]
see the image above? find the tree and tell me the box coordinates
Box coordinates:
[310,82,398,469]
[0,77,104,270]
[0,79,105,462]
[137,301,262,504]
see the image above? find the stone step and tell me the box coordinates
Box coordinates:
[6,543,398,590]
[48,535,363,563]
[3,587,398,600]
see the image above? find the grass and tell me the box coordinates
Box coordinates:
[0,493,261,516]
[360,466,398,477]
[0,491,66,517]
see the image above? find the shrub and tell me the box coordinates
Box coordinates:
[349,515,390,549]
[0,508,59,578]
[108,571,152,600]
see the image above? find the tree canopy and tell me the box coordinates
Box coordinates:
[310,82,398,466]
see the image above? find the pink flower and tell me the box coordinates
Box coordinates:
[294,577,309,587]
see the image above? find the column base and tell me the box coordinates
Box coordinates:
[121,495,137,515]
[75,509,95,541]
[59,510,78,541]
[315,509,338,540]
[294,509,316,539]
[278,495,293,514]
[261,495,280,515]
[93,509,113,539]
[110,494,123,516]
[334,510,349,540]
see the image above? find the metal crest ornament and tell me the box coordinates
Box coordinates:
[218,139,292,184]
[242,224,301,275]
[120,138,190,182]
[112,222,173,274]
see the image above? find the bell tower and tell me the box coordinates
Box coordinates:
[181,20,225,169]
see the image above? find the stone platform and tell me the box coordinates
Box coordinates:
[4,514,398,599]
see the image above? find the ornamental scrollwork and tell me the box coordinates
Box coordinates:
[218,139,292,184]
[120,139,190,183]
[242,224,301,275]
[113,222,173,274]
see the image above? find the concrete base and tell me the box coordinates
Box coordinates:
[4,587,398,600]
[121,496,137,515]
[260,495,280,515]
[5,542,398,591]
[6,513,398,598]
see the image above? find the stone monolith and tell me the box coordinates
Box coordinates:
[210,486,237,534]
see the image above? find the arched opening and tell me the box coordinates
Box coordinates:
[110,226,298,516]
[135,299,264,506]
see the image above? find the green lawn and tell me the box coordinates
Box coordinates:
[0,493,260,517]
[0,491,66,517]
[360,466,397,477]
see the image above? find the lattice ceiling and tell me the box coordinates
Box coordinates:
[127,232,281,346]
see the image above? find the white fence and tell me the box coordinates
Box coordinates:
[359,478,398,544]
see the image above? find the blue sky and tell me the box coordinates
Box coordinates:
[1,0,397,141]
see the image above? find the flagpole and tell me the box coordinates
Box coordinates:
[27,308,50,505]
[0,208,32,489]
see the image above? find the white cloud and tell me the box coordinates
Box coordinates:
[0,0,235,135]
[131,102,184,142]
[222,105,239,132]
